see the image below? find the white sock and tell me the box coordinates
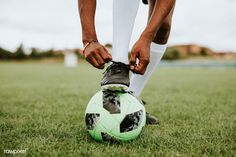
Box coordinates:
[112,0,140,64]
[128,42,167,96]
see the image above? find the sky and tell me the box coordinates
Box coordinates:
[0,0,236,52]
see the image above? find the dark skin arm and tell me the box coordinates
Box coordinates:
[78,0,112,69]
[130,0,176,74]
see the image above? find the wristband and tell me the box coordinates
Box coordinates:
[82,40,97,55]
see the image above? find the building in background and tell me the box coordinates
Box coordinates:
[64,49,78,67]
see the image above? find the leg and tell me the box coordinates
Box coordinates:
[112,0,140,64]
[152,3,174,44]
[128,0,175,96]
[101,0,140,90]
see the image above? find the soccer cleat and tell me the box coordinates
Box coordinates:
[128,91,160,125]
[101,61,130,91]
[145,112,159,125]
[141,100,160,125]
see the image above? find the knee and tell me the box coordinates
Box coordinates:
[153,22,171,44]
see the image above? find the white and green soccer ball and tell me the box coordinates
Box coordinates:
[85,90,146,142]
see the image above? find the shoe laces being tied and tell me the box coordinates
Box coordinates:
[104,61,130,75]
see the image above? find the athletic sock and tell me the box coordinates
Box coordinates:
[128,42,167,96]
[112,0,140,64]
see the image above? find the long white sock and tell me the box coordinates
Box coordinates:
[112,0,140,64]
[128,42,167,96]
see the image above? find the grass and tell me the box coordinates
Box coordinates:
[0,61,236,157]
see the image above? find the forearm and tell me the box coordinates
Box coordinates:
[141,0,175,42]
[78,0,98,45]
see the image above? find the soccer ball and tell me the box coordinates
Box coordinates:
[85,90,146,142]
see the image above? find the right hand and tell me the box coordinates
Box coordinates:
[129,37,151,75]
[83,42,112,69]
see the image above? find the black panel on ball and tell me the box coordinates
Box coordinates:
[102,90,121,114]
[101,132,118,142]
[85,113,100,130]
[120,109,143,133]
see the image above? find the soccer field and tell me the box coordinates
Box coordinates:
[0,62,236,157]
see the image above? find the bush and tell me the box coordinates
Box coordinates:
[0,45,28,60]
[0,45,65,60]
[163,48,182,60]
[0,47,14,59]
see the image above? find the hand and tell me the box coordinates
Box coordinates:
[129,37,151,75]
[83,42,112,69]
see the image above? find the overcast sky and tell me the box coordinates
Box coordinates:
[0,0,235,52]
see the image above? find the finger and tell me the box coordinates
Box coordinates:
[135,59,149,75]
[91,51,105,66]
[91,57,104,69]
[99,47,112,63]
[129,52,136,65]
[129,52,137,71]
[103,47,112,58]
[132,66,144,75]
[85,55,96,67]
[102,47,112,62]
[86,55,104,69]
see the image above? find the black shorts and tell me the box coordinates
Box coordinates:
[142,0,148,5]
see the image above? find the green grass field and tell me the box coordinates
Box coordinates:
[0,62,236,157]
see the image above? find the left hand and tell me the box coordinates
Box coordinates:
[129,37,151,75]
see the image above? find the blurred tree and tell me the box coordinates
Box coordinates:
[14,44,27,59]
[200,48,208,56]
